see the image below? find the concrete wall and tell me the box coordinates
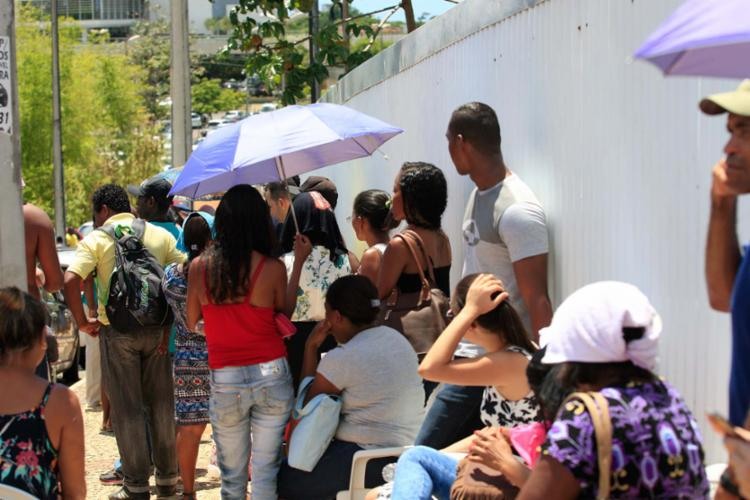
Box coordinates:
[317,0,746,463]
[187,0,213,35]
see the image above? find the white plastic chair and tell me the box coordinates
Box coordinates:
[336,446,411,500]
[0,484,38,500]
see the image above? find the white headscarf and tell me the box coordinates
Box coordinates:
[540,281,661,371]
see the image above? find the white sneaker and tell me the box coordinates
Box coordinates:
[86,401,102,411]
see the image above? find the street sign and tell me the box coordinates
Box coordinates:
[0,35,11,134]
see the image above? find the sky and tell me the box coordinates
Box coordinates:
[351,0,456,22]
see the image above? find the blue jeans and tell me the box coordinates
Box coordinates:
[210,357,293,500]
[278,439,397,499]
[391,446,459,500]
[415,384,484,449]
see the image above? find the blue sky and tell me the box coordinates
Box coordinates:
[351,0,456,22]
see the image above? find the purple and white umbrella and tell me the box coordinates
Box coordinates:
[634,0,750,78]
[169,103,403,199]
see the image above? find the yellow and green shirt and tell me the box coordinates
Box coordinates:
[67,213,185,325]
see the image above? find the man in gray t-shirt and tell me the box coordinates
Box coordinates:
[415,102,552,449]
[457,172,549,357]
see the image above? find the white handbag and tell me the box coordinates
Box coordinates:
[287,376,343,472]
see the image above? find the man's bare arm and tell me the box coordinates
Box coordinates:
[82,275,97,317]
[706,162,742,312]
[63,271,100,336]
[37,218,63,293]
[24,204,63,293]
[513,253,553,342]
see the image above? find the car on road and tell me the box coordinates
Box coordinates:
[260,103,277,113]
[247,75,268,97]
[42,287,80,382]
[223,110,246,122]
[206,119,233,136]
[222,79,245,91]
[207,118,230,128]
[47,244,81,383]
[79,221,93,239]
[191,112,202,129]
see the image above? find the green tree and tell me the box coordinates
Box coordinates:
[198,52,246,83]
[205,16,233,35]
[228,0,417,105]
[192,79,246,115]
[125,20,205,121]
[125,20,173,121]
[17,4,164,226]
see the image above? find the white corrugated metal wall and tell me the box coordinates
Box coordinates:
[316,0,746,462]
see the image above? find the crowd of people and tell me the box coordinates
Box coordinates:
[1,87,750,500]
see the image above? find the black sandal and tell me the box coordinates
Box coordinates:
[182,493,197,500]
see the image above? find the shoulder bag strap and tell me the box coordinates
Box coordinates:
[590,391,612,499]
[565,392,612,500]
[394,233,431,300]
[96,224,129,292]
[96,224,117,241]
[293,376,316,417]
[403,229,438,285]
[132,218,146,240]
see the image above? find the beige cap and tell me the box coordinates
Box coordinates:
[700,79,750,117]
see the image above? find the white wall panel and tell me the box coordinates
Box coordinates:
[316,0,745,462]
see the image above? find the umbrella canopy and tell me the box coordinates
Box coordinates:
[153,167,183,185]
[169,103,403,198]
[634,0,750,78]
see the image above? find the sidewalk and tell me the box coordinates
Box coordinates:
[71,379,224,499]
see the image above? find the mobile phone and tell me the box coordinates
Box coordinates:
[707,412,738,438]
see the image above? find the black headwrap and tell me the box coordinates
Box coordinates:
[279,191,348,262]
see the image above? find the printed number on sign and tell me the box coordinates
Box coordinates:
[0,112,8,125]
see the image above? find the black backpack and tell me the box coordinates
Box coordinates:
[98,219,173,333]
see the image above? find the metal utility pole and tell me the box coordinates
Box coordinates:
[0,0,28,289]
[170,0,191,169]
[308,0,320,102]
[51,0,65,238]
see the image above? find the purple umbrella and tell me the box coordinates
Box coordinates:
[169,103,402,199]
[634,0,750,78]
[169,102,403,231]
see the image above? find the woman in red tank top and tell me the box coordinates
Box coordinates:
[186,185,293,500]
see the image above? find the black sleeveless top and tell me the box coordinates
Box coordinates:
[0,383,59,499]
[396,265,451,297]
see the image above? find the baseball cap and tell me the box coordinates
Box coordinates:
[539,281,662,371]
[172,202,191,213]
[700,79,750,117]
[127,177,174,203]
[301,176,338,209]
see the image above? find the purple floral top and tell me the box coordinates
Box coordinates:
[542,379,709,499]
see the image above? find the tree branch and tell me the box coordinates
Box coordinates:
[401,0,417,32]
[283,3,401,46]
[364,4,401,52]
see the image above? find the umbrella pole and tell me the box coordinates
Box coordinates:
[275,157,300,234]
